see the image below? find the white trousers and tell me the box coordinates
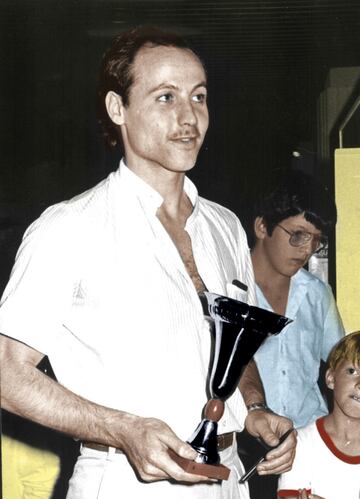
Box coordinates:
[66,438,250,499]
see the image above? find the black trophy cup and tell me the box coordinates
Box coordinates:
[170,291,292,480]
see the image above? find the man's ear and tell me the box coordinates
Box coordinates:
[325,368,335,390]
[105,91,126,125]
[254,216,268,240]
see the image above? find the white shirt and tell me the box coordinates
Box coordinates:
[0,161,256,439]
[278,418,360,499]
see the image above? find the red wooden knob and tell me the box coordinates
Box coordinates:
[204,399,224,422]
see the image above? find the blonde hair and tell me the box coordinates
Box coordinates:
[328,331,360,370]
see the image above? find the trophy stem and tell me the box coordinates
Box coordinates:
[169,397,231,480]
[187,399,224,465]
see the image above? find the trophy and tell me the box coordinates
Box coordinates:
[170,292,291,480]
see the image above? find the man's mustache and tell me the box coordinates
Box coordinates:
[169,128,201,140]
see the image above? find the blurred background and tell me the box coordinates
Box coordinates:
[1,0,359,236]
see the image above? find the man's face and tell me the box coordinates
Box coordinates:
[118,44,208,176]
[256,213,322,278]
[326,360,360,420]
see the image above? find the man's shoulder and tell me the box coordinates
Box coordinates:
[25,172,118,245]
[64,171,117,212]
[197,197,249,252]
[41,172,117,222]
[198,196,241,226]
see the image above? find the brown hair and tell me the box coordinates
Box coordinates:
[327,331,360,370]
[97,26,201,149]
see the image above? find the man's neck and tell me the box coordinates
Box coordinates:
[124,157,187,212]
[157,191,193,229]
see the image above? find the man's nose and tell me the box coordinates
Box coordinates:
[178,99,197,126]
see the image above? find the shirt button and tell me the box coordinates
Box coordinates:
[282,370,286,375]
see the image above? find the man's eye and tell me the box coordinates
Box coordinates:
[192,93,206,103]
[158,93,174,102]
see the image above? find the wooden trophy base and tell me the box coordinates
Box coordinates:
[168,449,230,481]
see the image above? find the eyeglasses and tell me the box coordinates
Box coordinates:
[277,224,328,253]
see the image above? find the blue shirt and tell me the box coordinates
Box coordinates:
[254,268,345,428]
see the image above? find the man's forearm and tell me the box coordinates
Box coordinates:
[0,335,214,483]
[238,359,266,407]
[1,361,134,447]
[0,338,133,448]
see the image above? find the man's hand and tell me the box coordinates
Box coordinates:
[244,409,296,475]
[110,413,215,484]
[299,491,325,499]
[280,491,325,499]
[1,335,214,485]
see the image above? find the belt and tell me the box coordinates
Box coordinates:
[82,442,124,454]
[217,431,235,451]
[83,432,235,454]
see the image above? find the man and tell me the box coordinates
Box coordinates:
[246,170,344,498]
[0,27,295,498]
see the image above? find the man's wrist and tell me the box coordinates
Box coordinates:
[246,402,272,413]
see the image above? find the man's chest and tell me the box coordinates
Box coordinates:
[75,221,237,311]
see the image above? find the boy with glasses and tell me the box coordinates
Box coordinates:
[251,170,344,429]
[242,170,344,498]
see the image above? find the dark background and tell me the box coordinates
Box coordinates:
[1,0,359,231]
